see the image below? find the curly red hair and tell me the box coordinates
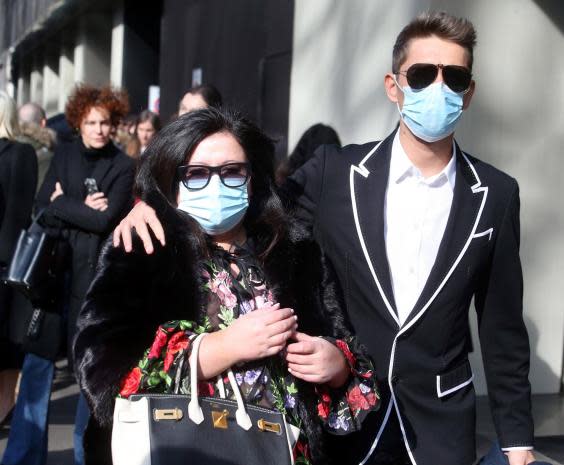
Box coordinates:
[65,84,129,129]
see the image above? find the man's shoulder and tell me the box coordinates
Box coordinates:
[462,150,518,192]
[321,140,381,168]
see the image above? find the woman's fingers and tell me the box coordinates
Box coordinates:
[268,328,297,347]
[285,352,315,366]
[287,364,321,383]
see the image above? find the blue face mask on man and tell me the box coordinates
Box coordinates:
[395,80,464,143]
[177,175,249,236]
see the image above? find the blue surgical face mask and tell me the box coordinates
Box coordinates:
[395,80,464,143]
[177,175,249,236]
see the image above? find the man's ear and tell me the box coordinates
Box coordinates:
[385,73,400,104]
[462,80,475,110]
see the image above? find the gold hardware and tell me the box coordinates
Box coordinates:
[212,409,229,429]
[257,419,281,434]
[153,408,183,421]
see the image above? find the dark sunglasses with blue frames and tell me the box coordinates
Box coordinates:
[178,162,251,191]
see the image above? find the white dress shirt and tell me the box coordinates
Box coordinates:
[384,131,456,326]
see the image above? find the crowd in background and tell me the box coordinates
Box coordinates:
[0,81,339,465]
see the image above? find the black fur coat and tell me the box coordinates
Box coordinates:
[74,191,358,465]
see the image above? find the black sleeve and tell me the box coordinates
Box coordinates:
[47,160,134,234]
[281,145,327,229]
[475,181,534,448]
[73,236,166,426]
[2,144,37,257]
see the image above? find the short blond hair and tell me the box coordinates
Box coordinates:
[0,91,20,140]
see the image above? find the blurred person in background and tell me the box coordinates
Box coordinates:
[178,84,222,116]
[2,84,135,465]
[0,91,37,429]
[275,123,341,186]
[17,102,56,189]
[113,113,137,153]
[125,110,161,158]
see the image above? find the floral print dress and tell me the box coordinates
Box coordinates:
[119,244,379,464]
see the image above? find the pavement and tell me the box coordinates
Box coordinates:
[1,360,562,464]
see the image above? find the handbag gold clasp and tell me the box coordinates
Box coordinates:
[153,408,183,421]
[257,419,281,434]
[212,409,229,429]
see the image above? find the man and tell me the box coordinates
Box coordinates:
[17,102,56,188]
[177,84,222,116]
[112,12,535,465]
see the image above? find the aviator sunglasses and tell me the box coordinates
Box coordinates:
[396,63,473,94]
[178,162,251,191]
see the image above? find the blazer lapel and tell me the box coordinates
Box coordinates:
[350,131,399,326]
[401,144,488,331]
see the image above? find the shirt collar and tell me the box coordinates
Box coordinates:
[390,130,456,190]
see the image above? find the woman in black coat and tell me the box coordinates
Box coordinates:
[0,90,37,419]
[74,108,379,465]
[36,85,135,363]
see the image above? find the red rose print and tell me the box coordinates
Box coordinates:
[347,385,370,411]
[119,367,142,398]
[163,351,175,372]
[163,332,190,372]
[336,340,356,367]
[317,389,331,419]
[148,329,168,359]
[317,401,330,419]
[366,392,378,407]
[198,382,215,397]
[167,332,190,353]
[293,439,310,460]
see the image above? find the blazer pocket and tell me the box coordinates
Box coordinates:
[436,360,473,398]
[469,228,494,248]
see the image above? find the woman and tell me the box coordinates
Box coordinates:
[0,90,37,426]
[74,107,379,465]
[17,84,135,465]
[125,110,161,158]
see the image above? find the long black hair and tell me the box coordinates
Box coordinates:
[135,106,287,259]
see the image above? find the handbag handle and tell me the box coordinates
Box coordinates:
[188,333,252,430]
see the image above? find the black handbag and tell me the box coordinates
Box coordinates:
[2,209,67,304]
[112,334,299,465]
[8,301,62,361]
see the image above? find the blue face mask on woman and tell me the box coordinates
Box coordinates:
[396,80,464,143]
[177,175,249,235]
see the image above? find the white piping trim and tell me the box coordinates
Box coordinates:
[350,140,399,326]
[358,399,394,465]
[436,373,474,398]
[387,152,487,465]
[398,154,487,336]
[388,337,417,465]
[473,228,493,241]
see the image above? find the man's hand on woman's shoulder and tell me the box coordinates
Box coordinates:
[113,200,165,253]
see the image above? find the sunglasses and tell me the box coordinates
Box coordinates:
[178,162,251,191]
[396,63,472,93]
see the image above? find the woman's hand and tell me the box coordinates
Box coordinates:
[50,182,64,202]
[224,304,297,363]
[286,332,350,388]
[197,304,297,380]
[113,200,165,253]
[85,192,108,211]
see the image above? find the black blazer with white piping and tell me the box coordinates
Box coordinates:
[285,129,533,465]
